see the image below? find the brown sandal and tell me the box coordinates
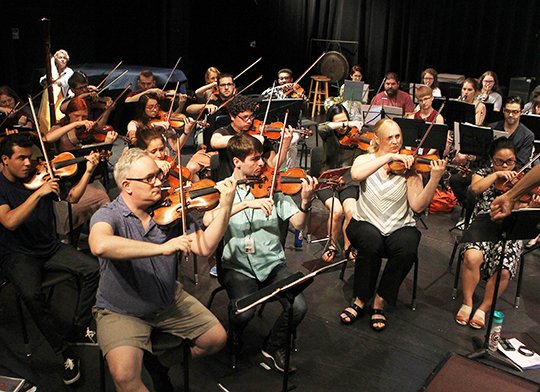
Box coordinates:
[455,304,472,326]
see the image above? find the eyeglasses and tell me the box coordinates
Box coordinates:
[503,108,521,115]
[126,170,164,185]
[219,83,234,87]
[492,158,516,166]
[483,80,495,84]
[237,114,255,122]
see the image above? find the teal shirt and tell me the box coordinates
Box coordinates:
[222,185,299,281]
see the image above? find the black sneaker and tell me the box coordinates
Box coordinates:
[261,346,297,373]
[63,357,81,385]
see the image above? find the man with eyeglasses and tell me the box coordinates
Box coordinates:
[489,96,534,169]
[186,73,236,117]
[89,148,236,391]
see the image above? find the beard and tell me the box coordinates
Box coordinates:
[386,87,398,97]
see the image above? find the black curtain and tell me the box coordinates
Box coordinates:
[2,0,539,94]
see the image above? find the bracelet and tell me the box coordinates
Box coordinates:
[299,204,311,213]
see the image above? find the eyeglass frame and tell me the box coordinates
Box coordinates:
[492,157,516,166]
[126,169,164,185]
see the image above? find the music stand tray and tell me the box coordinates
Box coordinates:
[394,118,449,151]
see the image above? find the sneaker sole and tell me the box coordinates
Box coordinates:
[63,371,80,385]
[261,349,296,373]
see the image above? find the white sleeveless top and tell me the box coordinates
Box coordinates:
[353,154,415,235]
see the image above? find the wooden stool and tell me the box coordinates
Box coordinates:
[309,75,331,118]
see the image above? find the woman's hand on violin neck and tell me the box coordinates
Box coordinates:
[429,159,447,179]
[300,175,318,203]
[497,170,518,181]
[215,178,237,209]
[104,130,118,144]
[84,151,101,173]
[161,235,191,256]
[155,159,172,175]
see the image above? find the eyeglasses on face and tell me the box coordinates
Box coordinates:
[237,114,255,122]
[492,158,516,166]
[503,108,521,115]
[126,170,164,185]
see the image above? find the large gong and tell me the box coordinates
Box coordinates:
[318,51,349,83]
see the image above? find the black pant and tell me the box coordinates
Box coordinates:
[221,264,307,350]
[346,220,420,305]
[0,244,99,354]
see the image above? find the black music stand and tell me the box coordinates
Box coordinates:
[520,114,540,140]
[232,260,347,392]
[254,98,305,128]
[444,99,476,125]
[394,118,449,151]
[361,104,403,125]
[455,123,493,158]
[462,210,540,370]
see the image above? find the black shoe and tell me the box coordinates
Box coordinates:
[143,352,174,392]
[261,345,297,373]
[63,357,81,385]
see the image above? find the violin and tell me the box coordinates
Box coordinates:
[151,111,186,129]
[338,127,373,151]
[386,151,452,175]
[492,172,540,203]
[151,177,262,226]
[24,151,106,190]
[164,155,193,189]
[282,83,305,98]
[248,119,312,141]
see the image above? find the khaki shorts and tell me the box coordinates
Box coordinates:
[93,284,219,356]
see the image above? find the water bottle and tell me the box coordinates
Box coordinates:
[294,230,303,250]
[488,310,504,351]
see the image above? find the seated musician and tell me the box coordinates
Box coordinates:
[448,78,488,211]
[60,71,114,124]
[44,97,114,240]
[135,126,204,183]
[88,148,235,391]
[371,72,414,115]
[340,118,445,330]
[339,65,367,120]
[194,66,221,101]
[488,96,534,169]
[455,138,538,328]
[317,104,364,262]
[407,86,444,124]
[39,49,73,99]
[478,71,503,112]
[420,68,442,98]
[0,86,33,130]
[186,73,236,117]
[0,134,100,385]
[262,68,305,100]
[202,133,317,373]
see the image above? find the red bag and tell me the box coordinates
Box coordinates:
[429,188,458,214]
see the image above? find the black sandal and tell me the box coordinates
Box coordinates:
[322,244,338,263]
[340,302,365,325]
[345,247,357,261]
[370,308,387,332]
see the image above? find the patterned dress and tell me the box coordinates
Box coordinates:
[462,167,522,279]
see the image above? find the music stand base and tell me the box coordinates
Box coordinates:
[466,345,522,372]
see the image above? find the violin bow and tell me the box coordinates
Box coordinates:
[162,56,182,90]
[27,96,58,199]
[174,134,190,264]
[96,69,128,96]
[362,76,387,123]
[289,52,327,89]
[166,82,180,121]
[234,57,262,81]
[216,75,263,111]
[95,61,123,90]
[269,110,289,198]
[92,84,132,126]
[259,81,276,137]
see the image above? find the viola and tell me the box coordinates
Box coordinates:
[248,119,312,141]
[151,177,262,226]
[164,156,193,189]
[24,151,107,190]
[338,127,373,151]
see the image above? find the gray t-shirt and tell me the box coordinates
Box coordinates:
[90,195,195,317]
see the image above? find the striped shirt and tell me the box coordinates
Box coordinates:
[352,154,415,235]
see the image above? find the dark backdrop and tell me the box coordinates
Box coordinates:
[2,0,539,96]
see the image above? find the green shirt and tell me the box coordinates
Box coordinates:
[222,184,299,281]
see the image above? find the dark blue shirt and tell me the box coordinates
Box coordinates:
[0,172,61,259]
[90,195,194,317]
